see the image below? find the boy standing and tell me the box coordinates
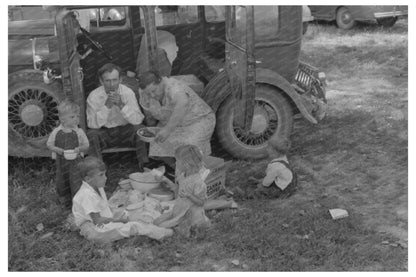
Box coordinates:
[47,99,89,208]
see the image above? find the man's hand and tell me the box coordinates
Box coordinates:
[105,97,114,108]
[108,93,123,108]
[155,127,171,143]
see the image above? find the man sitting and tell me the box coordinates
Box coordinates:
[86,63,148,171]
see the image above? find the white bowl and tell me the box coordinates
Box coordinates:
[63,150,77,160]
[148,187,174,202]
[129,172,160,192]
[136,127,161,143]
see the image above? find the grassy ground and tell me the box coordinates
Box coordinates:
[8,19,408,271]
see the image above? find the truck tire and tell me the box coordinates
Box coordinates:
[336,7,355,30]
[216,84,293,160]
[8,70,63,157]
[376,17,397,28]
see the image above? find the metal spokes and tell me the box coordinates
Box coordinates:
[8,87,59,139]
[233,100,278,146]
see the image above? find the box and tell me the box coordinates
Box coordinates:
[203,156,226,199]
[206,174,226,199]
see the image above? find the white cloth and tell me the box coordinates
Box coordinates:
[72,181,113,227]
[46,124,89,159]
[86,84,144,129]
[262,157,293,190]
[73,181,173,242]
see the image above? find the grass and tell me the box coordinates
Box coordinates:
[8,19,408,271]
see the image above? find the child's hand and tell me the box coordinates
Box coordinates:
[55,147,64,155]
[154,174,165,182]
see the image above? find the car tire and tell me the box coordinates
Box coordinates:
[376,17,397,28]
[8,70,63,157]
[216,84,293,160]
[336,7,356,30]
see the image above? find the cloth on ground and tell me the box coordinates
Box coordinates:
[72,181,172,242]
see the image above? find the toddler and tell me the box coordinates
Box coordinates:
[153,145,211,237]
[254,138,297,198]
[72,156,173,243]
[47,99,89,208]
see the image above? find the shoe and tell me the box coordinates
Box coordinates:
[230,201,238,209]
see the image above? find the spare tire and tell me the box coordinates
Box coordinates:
[8,70,63,157]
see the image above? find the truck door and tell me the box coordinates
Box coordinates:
[55,9,86,130]
[225,6,256,130]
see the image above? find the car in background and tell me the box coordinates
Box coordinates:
[308,5,407,30]
[302,5,314,34]
[202,5,313,35]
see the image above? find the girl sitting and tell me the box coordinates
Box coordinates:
[153,145,211,237]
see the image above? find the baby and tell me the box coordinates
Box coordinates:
[46,99,89,208]
[254,138,297,198]
[72,156,173,243]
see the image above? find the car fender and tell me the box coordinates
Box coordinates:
[202,68,318,124]
[256,68,318,124]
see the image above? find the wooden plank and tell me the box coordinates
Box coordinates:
[101,147,137,154]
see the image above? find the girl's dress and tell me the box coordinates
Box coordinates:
[139,77,216,157]
[156,172,210,236]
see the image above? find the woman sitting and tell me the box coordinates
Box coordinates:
[137,70,215,167]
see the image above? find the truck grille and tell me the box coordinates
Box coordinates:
[294,61,326,102]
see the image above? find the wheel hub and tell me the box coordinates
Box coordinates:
[20,102,44,126]
[342,13,351,23]
[250,106,269,134]
[233,100,278,147]
[9,86,59,139]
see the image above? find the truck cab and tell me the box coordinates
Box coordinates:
[8,5,326,159]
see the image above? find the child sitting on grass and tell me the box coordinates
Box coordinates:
[47,99,89,208]
[254,138,297,198]
[72,156,173,243]
[153,145,211,237]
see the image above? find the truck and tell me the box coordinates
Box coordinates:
[8,5,327,159]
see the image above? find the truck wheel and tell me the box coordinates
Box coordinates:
[336,7,355,29]
[8,71,63,157]
[376,17,397,28]
[216,84,293,160]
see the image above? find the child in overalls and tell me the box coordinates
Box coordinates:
[153,145,211,237]
[47,99,89,208]
[254,138,297,198]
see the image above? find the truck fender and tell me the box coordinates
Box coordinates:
[256,68,318,124]
[200,70,231,112]
[202,68,317,124]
